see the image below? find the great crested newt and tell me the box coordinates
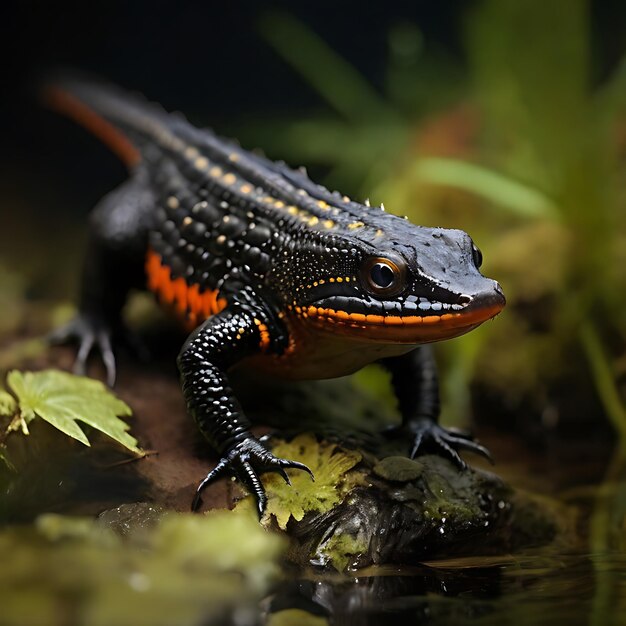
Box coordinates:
[46,78,505,516]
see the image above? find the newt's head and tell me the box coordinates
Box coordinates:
[278,216,505,345]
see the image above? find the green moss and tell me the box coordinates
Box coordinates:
[267,609,329,626]
[373,456,424,482]
[237,434,365,530]
[0,508,286,626]
[318,532,370,573]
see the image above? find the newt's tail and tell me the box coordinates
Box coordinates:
[42,76,174,168]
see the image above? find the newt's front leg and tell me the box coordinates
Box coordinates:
[177,293,313,516]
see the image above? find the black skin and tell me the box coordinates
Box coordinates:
[49,79,503,517]
[56,168,491,517]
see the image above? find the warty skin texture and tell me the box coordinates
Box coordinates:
[47,78,505,515]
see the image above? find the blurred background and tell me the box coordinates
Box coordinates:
[2,0,626,445]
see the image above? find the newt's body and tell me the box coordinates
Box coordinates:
[47,79,505,515]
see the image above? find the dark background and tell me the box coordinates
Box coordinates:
[0,1,466,209]
[1,0,626,233]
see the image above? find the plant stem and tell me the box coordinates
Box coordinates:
[579,320,626,440]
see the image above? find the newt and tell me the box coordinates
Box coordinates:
[46,78,505,516]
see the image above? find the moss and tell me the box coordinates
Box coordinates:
[237,433,365,530]
[267,609,329,626]
[317,532,370,573]
[0,507,286,626]
[373,456,424,482]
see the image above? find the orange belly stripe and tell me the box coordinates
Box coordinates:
[145,249,227,327]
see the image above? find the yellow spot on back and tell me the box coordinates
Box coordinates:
[194,156,209,170]
[240,184,252,194]
[167,196,179,209]
[287,206,299,215]
[183,216,192,226]
[323,220,335,229]
[223,173,236,185]
[209,166,222,177]
[229,153,239,162]
[184,146,199,159]
[308,216,319,226]
[275,200,285,208]
[317,200,329,210]
[348,221,365,230]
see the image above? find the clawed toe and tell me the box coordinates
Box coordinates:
[192,437,314,517]
[49,314,117,386]
[398,418,493,468]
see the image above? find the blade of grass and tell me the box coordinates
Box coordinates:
[415,157,559,219]
[579,320,626,440]
[258,12,395,122]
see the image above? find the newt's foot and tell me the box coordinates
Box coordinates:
[386,418,493,469]
[49,314,117,387]
[192,437,314,517]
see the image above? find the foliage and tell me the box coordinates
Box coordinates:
[246,4,626,432]
[251,11,463,197]
[0,508,285,626]
[0,370,141,458]
[238,434,363,530]
[456,0,626,427]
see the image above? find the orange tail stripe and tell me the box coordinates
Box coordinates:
[44,86,141,167]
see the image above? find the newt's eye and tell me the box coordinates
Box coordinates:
[362,256,407,297]
[471,243,483,269]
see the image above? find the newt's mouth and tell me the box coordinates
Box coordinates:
[301,287,505,344]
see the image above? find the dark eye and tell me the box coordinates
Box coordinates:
[362,256,407,296]
[370,262,395,288]
[472,244,483,269]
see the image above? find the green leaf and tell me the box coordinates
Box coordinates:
[414,157,559,220]
[0,390,17,416]
[5,370,141,453]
